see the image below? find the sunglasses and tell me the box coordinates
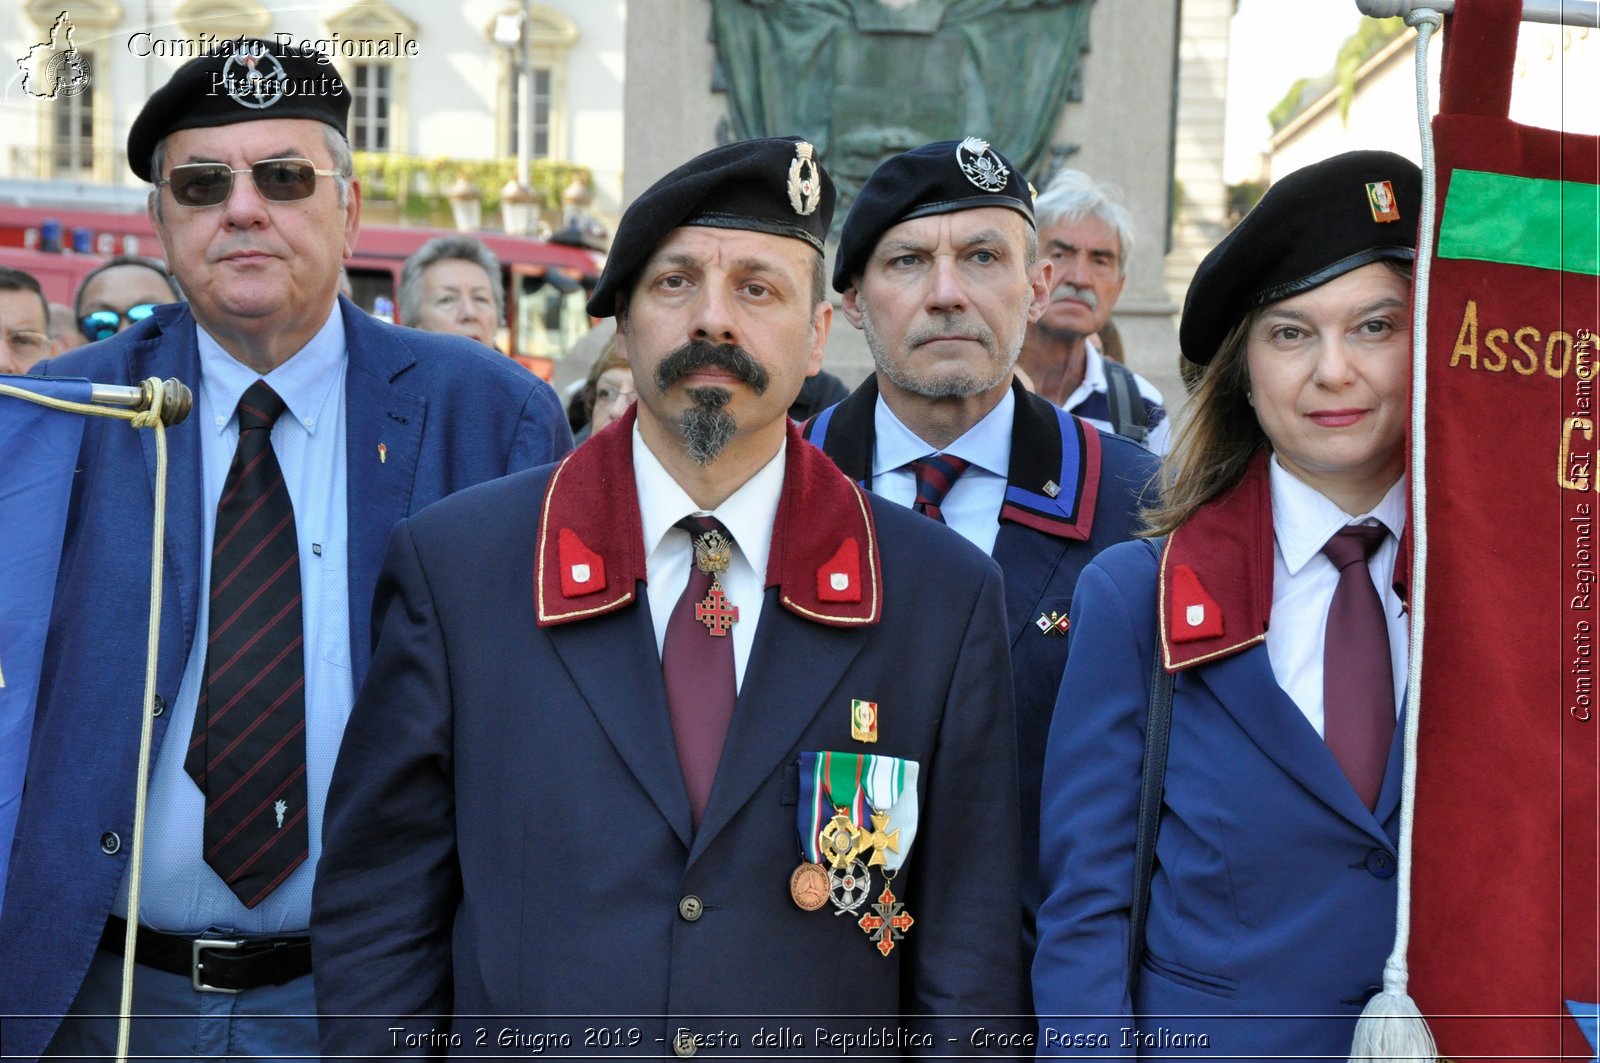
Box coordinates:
[158,157,340,208]
[79,303,159,342]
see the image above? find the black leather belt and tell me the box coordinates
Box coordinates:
[100,915,312,993]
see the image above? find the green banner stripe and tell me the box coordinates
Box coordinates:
[1437,170,1599,276]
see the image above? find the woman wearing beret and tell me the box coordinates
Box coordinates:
[1032,150,1421,1059]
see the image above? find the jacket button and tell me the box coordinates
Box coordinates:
[151,695,165,717]
[678,895,704,922]
[100,831,121,855]
[1365,849,1396,879]
[672,1030,697,1058]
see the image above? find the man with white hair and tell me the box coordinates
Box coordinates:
[1017,168,1170,453]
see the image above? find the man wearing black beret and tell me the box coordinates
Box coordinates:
[802,137,1158,976]
[0,38,571,1061]
[312,136,1029,1053]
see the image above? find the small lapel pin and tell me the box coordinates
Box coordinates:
[851,698,879,743]
[1043,480,1060,498]
[377,442,388,464]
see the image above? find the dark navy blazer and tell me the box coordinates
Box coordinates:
[311,420,1029,1055]
[0,298,571,1061]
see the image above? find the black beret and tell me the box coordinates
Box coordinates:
[1180,149,1421,365]
[587,136,835,318]
[128,38,350,183]
[833,137,1035,293]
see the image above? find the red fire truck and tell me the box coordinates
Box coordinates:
[0,195,602,379]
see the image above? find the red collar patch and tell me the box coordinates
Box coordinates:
[1158,451,1414,670]
[536,410,882,628]
[1159,452,1274,671]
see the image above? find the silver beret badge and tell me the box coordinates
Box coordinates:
[788,141,821,216]
[956,136,1009,193]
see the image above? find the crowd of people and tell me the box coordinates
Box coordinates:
[0,35,1426,1063]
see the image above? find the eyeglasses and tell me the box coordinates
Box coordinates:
[79,303,159,342]
[2,329,48,356]
[158,157,341,208]
[595,385,637,405]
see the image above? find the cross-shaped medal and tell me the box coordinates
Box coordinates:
[695,585,739,636]
[857,885,914,956]
[859,811,900,867]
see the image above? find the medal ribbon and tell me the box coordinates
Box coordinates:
[824,751,870,825]
[863,756,920,873]
[797,751,872,861]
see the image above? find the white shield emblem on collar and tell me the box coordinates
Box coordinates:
[571,563,591,584]
[1185,604,1205,628]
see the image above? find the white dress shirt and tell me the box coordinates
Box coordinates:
[116,306,351,933]
[869,387,1014,556]
[634,424,784,690]
[1264,457,1409,737]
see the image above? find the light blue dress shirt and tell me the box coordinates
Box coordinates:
[870,388,1015,556]
[115,308,351,934]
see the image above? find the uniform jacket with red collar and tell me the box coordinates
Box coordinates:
[313,410,1029,1055]
[802,376,1158,954]
[1032,453,1412,1059]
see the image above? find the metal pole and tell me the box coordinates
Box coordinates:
[1357,0,1598,28]
[90,377,194,425]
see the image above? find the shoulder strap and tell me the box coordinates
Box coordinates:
[1102,359,1149,444]
[1128,538,1173,994]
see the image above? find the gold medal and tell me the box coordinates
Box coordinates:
[818,809,864,869]
[789,861,830,911]
[858,810,900,867]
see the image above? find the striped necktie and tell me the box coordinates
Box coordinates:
[185,380,309,908]
[908,454,971,524]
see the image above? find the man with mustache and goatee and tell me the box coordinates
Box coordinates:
[802,139,1157,986]
[1015,168,1170,454]
[312,137,1029,1055]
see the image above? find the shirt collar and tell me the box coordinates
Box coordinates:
[633,422,784,581]
[197,303,346,437]
[1270,454,1409,575]
[870,385,1015,479]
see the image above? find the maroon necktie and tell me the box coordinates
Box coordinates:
[662,516,738,828]
[908,454,971,523]
[185,380,309,908]
[1321,524,1395,811]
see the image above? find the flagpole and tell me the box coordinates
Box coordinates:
[1357,0,1599,27]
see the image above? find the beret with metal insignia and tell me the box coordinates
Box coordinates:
[587,136,836,318]
[128,38,351,183]
[832,136,1036,293]
[1179,149,1421,366]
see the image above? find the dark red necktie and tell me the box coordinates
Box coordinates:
[1321,524,1395,811]
[662,516,738,828]
[185,380,309,908]
[908,454,971,523]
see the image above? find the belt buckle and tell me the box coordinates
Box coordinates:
[192,935,247,994]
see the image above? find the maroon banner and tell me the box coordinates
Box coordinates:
[1411,1,1599,1058]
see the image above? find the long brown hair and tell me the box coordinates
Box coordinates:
[1140,314,1263,536]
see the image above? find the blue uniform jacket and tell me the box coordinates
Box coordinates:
[1032,457,1407,1059]
[802,377,1157,951]
[311,414,1029,1056]
[0,298,571,1061]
